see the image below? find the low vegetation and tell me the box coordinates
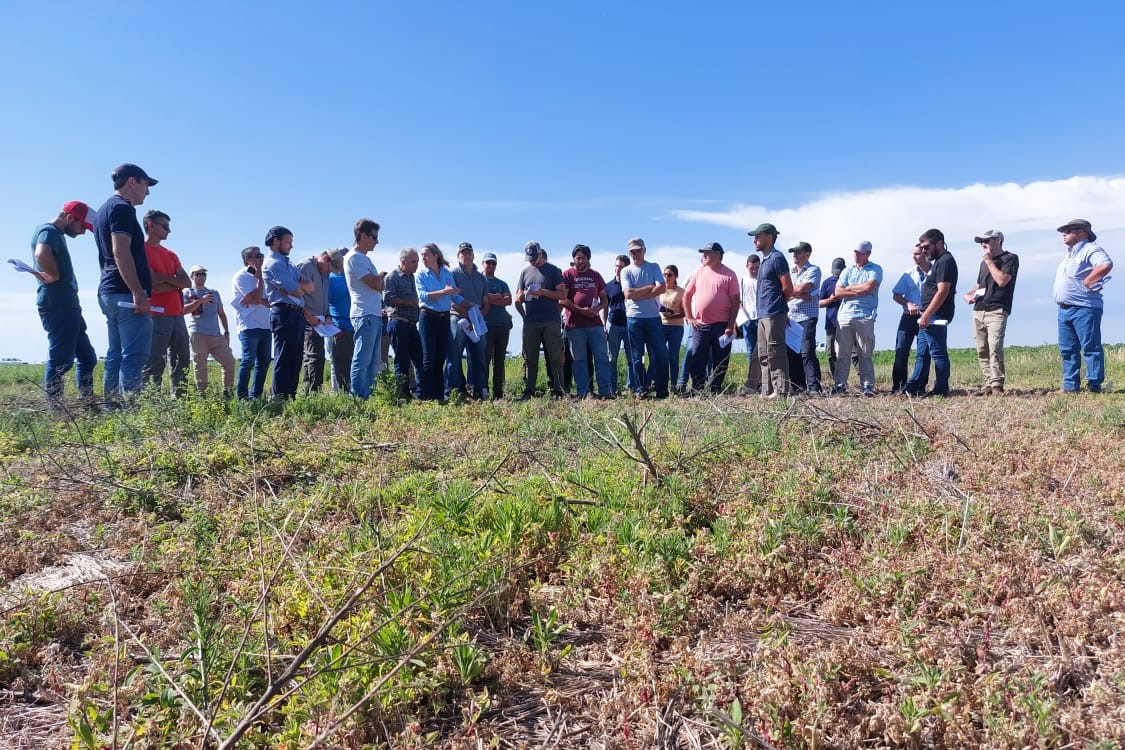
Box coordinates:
[1,346,1123,749]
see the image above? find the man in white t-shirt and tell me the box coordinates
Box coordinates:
[344,218,386,399]
[231,245,272,399]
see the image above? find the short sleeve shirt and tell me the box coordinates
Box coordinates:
[921,251,958,321]
[517,261,565,323]
[144,244,185,316]
[385,268,420,322]
[974,251,1019,314]
[184,287,223,336]
[32,223,80,310]
[484,277,513,329]
[231,268,271,331]
[685,264,740,325]
[562,267,606,328]
[94,195,151,297]
[1053,240,1111,309]
[891,266,925,308]
[344,251,383,317]
[756,249,790,319]
[621,261,663,318]
[837,261,883,323]
[787,263,822,323]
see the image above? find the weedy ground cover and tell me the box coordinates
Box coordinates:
[0,346,1123,749]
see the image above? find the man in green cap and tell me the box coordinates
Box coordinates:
[749,223,794,398]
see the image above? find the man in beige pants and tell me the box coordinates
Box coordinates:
[183,264,236,395]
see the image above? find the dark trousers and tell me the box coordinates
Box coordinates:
[389,318,423,398]
[270,305,306,400]
[797,318,822,392]
[302,327,326,393]
[39,306,97,402]
[144,315,190,396]
[485,326,511,398]
[892,313,919,391]
[689,322,732,393]
[417,312,450,400]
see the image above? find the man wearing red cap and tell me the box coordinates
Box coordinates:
[28,201,99,408]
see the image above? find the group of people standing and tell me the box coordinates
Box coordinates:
[26,164,1114,407]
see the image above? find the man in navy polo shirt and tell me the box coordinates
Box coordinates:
[262,226,315,400]
[28,200,99,408]
[749,223,794,398]
[94,163,157,402]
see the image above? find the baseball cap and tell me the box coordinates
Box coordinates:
[748,222,779,236]
[189,264,208,274]
[112,163,158,186]
[264,225,293,246]
[699,242,724,254]
[973,229,1004,243]
[61,200,94,231]
[524,241,542,259]
[788,242,812,254]
[831,257,846,273]
[458,241,474,252]
[854,241,873,254]
[482,252,497,262]
[1057,219,1096,242]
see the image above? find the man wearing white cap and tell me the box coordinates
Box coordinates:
[27,200,99,407]
[828,241,882,396]
[1053,219,1113,393]
[183,264,236,395]
[962,230,1018,395]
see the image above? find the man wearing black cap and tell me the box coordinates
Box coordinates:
[94,163,157,402]
[515,241,567,398]
[818,257,846,378]
[682,242,740,393]
[262,226,315,399]
[963,230,1019,395]
[1053,219,1113,393]
[27,200,99,407]
[447,242,489,400]
[787,242,822,393]
[749,223,794,398]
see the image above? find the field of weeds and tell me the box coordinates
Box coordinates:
[1,347,1124,749]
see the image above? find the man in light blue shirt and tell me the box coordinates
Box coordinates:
[1053,219,1113,392]
[890,245,930,393]
[621,237,669,398]
[787,242,822,393]
[262,226,314,399]
[827,241,882,396]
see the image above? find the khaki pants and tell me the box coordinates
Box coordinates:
[757,314,790,396]
[834,317,875,390]
[973,309,1008,389]
[190,333,236,393]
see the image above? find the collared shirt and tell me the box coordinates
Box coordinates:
[231,268,271,331]
[385,268,420,323]
[891,265,926,308]
[605,277,627,326]
[451,263,487,318]
[787,262,822,323]
[416,266,465,312]
[819,275,840,333]
[974,250,1019,314]
[756,248,790,319]
[262,250,305,307]
[295,257,330,316]
[685,263,739,325]
[1053,240,1112,309]
[837,261,883,323]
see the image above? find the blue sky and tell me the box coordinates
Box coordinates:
[2,1,1123,363]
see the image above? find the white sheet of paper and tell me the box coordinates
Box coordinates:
[8,258,36,274]
[117,301,165,313]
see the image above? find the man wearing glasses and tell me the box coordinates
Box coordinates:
[904,229,958,398]
[183,265,236,396]
[750,223,794,399]
[1053,219,1113,393]
[962,230,1018,395]
[231,246,272,399]
[141,210,191,396]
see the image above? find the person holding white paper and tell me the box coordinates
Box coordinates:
[904,229,958,398]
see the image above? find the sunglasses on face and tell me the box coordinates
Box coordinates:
[917,243,934,251]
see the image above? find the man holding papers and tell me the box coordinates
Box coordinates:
[904,229,958,398]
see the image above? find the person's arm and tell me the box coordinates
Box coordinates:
[237,270,266,308]
[961,284,981,304]
[183,290,207,314]
[361,271,385,291]
[983,252,1014,288]
[152,264,190,294]
[217,302,230,336]
[111,233,151,314]
[834,278,878,298]
[1085,261,1112,288]
[918,282,952,328]
[32,241,60,284]
[727,290,740,335]
[779,273,795,301]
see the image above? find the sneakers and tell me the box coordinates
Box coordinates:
[861,386,876,397]
[829,384,847,396]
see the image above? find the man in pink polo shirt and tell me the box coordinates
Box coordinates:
[682,242,740,394]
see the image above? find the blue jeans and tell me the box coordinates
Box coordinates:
[690,322,733,393]
[663,324,685,389]
[892,314,919,392]
[906,324,949,395]
[237,328,272,399]
[606,323,634,393]
[445,318,488,398]
[98,292,154,398]
[626,316,669,397]
[389,318,423,398]
[568,325,612,397]
[1058,305,1104,391]
[350,314,383,399]
[39,306,97,402]
[270,304,306,400]
[418,312,451,400]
